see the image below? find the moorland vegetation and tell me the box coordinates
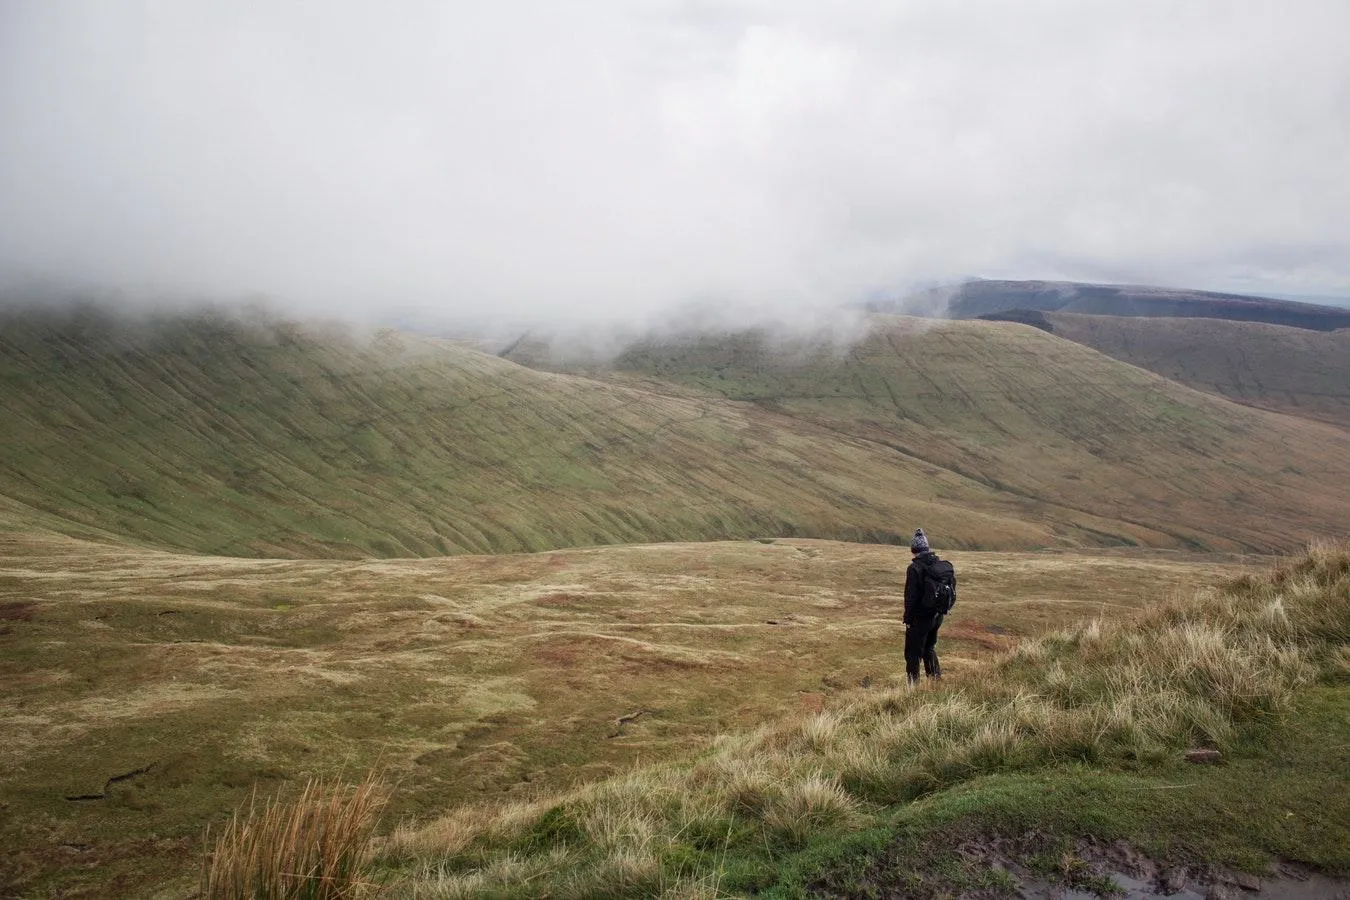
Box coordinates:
[2,534,1242,896]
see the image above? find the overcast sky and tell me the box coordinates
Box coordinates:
[2,1,1348,324]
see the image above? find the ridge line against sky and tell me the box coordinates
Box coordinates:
[2,0,1348,326]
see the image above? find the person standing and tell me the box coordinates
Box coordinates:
[903,528,956,685]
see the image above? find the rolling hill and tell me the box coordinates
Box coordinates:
[1037,312,1350,430]
[0,305,1062,556]
[879,279,1350,330]
[598,316,1350,552]
[5,305,1350,558]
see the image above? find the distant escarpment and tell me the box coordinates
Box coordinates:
[880,279,1350,331]
[1031,312,1350,430]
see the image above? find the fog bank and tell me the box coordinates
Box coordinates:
[3,1,1348,327]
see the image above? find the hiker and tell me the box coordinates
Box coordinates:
[903,528,956,685]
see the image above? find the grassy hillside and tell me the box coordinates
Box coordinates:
[1,305,1074,557]
[6,306,1349,557]
[0,533,1250,897]
[1043,312,1350,429]
[604,317,1350,552]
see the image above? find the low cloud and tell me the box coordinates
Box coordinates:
[2,1,1348,327]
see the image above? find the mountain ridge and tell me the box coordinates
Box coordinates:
[5,305,1350,557]
[0,306,1059,556]
[874,278,1350,331]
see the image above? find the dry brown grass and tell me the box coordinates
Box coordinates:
[202,772,387,900]
[0,533,1254,896]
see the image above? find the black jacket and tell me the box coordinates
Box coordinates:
[904,550,947,625]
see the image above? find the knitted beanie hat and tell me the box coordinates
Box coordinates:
[911,528,930,553]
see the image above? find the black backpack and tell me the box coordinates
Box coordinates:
[919,558,957,616]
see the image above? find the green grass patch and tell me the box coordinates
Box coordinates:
[772,684,1349,897]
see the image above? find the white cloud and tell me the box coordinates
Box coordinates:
[2,0,1348,323]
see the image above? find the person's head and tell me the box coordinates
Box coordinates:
[910,528,930,554]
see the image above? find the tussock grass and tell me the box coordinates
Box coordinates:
[376,542,1350,896]
[386,799,549,861]
[761,772,863,845]
[202,772,387,899]
[412,849,571,900]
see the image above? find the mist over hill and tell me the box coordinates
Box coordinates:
[5,302,1350,557]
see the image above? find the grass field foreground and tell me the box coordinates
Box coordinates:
[372,542,1350,897]
[0,536,1246,897]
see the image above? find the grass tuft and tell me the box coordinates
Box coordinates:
[202,771,387,900]
[761,772,862,846]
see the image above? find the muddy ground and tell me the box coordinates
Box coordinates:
[819,833,1350,899]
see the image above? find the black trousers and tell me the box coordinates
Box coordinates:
[904,614,943,682]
